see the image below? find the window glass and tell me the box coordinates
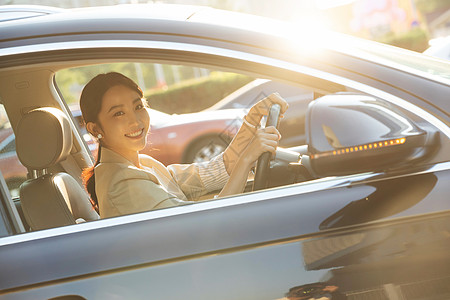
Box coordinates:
[0,138,15,154]
[0,104,27,198]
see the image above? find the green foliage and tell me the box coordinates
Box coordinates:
[56,63,146,104]
[377,27,430,52]
[55,63,251,111]
[415,0,450,14]
[146,72,253,114]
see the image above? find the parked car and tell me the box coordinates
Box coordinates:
[206,79,314,147]
[424,35,450,61]
[142,108,242,164]
[0,4,449,300]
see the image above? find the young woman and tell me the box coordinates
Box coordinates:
[80,72,288,218]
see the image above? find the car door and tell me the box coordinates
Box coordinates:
[1,163,450,299]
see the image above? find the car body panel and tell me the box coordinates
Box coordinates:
[1,163,449,297]
[145,115,240,165]
[3,214,450,299]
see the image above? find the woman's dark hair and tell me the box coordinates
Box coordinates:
[80,72,143,213]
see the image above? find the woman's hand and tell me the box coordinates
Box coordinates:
[218,125,281,198]
[222,92,288,177]
[241,126,281,166]
[219,93,287,197]
[244,92,289,128]
[219,93,288,197]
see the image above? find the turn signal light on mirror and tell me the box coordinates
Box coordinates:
[311,138,406,159]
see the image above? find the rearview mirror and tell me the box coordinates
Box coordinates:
[304,93,437,177]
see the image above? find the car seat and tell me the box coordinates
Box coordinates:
[15,107,99,231]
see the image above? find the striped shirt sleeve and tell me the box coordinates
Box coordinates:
[196,152,230,193]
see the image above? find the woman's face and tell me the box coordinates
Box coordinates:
[93,85,150,157]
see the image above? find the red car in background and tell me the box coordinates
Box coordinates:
[142,108,243,165]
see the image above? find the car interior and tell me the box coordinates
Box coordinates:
[16,107,99,230]
[0,58,444,234]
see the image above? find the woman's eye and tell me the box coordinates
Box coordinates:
[113,111,124,117]
[136,104,144,110]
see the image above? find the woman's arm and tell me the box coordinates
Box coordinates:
[223,93,289,175]
[218,126,281,196]
[163,93,288,200]
[218,126,281,197]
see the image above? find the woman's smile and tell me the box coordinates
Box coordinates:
[125,128,145,138]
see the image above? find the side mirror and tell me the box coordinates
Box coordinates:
[304,93,437,176]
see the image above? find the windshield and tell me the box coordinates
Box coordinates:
[317,32,450,85]
[353,40,450,83]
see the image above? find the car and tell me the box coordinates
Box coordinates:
[205,79,314,147]
[142,108,242,164]
[0,4,449,300]
[424,35,450,60]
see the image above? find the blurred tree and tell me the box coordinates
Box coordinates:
[377,27,429,52]
[415,0,450,13]
[54,62,248,109]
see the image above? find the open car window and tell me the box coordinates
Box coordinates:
[55,62,315,156]
[54,63,317,211]
[52,60,444,217]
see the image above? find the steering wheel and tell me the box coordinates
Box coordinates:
[253,104,281,191]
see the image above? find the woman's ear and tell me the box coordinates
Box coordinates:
[86,122,102,138]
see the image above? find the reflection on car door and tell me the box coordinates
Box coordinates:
[1,166,450,299]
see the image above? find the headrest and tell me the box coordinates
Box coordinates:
[16,107,73,170]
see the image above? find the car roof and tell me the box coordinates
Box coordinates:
[0,3,358,50]
[0,3,202,29]
[1,4,449,86]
